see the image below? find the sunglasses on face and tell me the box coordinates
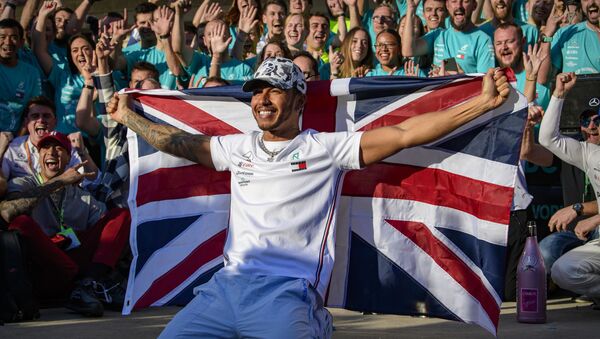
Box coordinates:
[580,114,600,127]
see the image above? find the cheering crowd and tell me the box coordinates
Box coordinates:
[0,0,599,328]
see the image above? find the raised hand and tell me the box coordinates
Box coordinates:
[554,72,577,98]
[342,0,357,7]
[151,6,174,36]
[480,68,510,110]
[38,0,57,18]
[197,0,222,24]
[527,104,544,127]
[172,0,192,14]
[67,132,85,152]
[80,49,97,81]
[0,131,14,151]
[403,59,420,76]
[329,0,345,17]
[110,16,136,44]
[210,23,232,55]
[107,93,133,124]
[544,2,568,36]
[95,29,114,61]
[523,43,548,79]
[406,0,420,14]
[238,5,258,34]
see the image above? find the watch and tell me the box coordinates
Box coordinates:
[573,203,583,216]
[541,34,553,43]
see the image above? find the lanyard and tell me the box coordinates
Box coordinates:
[34,172,67,231]
[24,141,36,175]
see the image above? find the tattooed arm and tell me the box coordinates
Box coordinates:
[1,163,95,223]
[107,93,215,169]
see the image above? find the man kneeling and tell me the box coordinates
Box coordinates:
[0,132,131,317]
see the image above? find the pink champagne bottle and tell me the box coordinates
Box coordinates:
[517,221,547,323]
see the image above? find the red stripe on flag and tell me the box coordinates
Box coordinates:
[343,163,512,224]
[388,220,500,329]
[133,229,227,310]
[136,94,242,136]
[358,78,482,131]
[137,164,230,206]
[302,80,337,132]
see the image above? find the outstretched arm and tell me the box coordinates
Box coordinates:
[0,163,94,223]
[359,69,510,166]
[107,93,214,169]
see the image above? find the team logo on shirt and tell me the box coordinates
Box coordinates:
[242,151,254,162]
[15,82,25,99]
[291,161,307,172]
[289,151,301,161]
[589,98,599,107]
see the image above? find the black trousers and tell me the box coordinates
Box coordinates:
[503,208,530,301]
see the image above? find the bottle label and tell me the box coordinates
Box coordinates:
[521,255,538,272]
[520,288,538,312]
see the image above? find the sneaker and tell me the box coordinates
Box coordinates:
[572,295,593,303]
[93,277,126,311]
[65,278,104,317]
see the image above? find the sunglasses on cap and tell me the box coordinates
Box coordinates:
[580,114,600,127]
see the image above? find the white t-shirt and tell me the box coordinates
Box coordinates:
[210,129,363,298]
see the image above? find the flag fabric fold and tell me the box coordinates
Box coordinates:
[123,76,527,335]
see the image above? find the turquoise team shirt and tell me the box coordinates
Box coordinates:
[551,22,600,74]
[362,0,425,47]
[514,68,550,109]
[367,63,428,77]
[48,41,68,65]
[185,51,254,86]
[123,44,177,89]
[48,63,85,134]
[0,61,42,132]
[422,26,495,73]
[478,20,539,49]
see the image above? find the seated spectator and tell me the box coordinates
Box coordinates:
[368,29,426,76]
[293,51,321,81]
[1,96,99,186]
[331,27,373,78]
[284,13,307,54]
[0,18,42,134]
[543,0,600,74]
[422,0,447,33]
[0,132,131,317]
[539,73,600,306]
[402,0,495,74]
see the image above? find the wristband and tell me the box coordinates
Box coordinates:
[159,33,170,40]
[5,2,16,10]
[83,84,94,90]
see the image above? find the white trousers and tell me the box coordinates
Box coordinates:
[551,238,600,297]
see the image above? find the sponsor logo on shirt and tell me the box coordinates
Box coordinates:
[590,98,600,107]
[15,82,25,99]
[291,161,307,172]
[242,151,254,162]
[567,50,578,55]
[289,151,301,161]
[237,161,254,169]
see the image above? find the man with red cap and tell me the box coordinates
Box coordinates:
[0,131,131,317]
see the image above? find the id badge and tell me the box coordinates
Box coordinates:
[58,227,81,250]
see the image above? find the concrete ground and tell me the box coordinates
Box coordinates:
[1,297,597,338]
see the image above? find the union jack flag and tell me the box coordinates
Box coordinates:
[122,76,527,335]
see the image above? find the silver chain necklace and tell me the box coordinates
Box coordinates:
[258,135,283,162]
